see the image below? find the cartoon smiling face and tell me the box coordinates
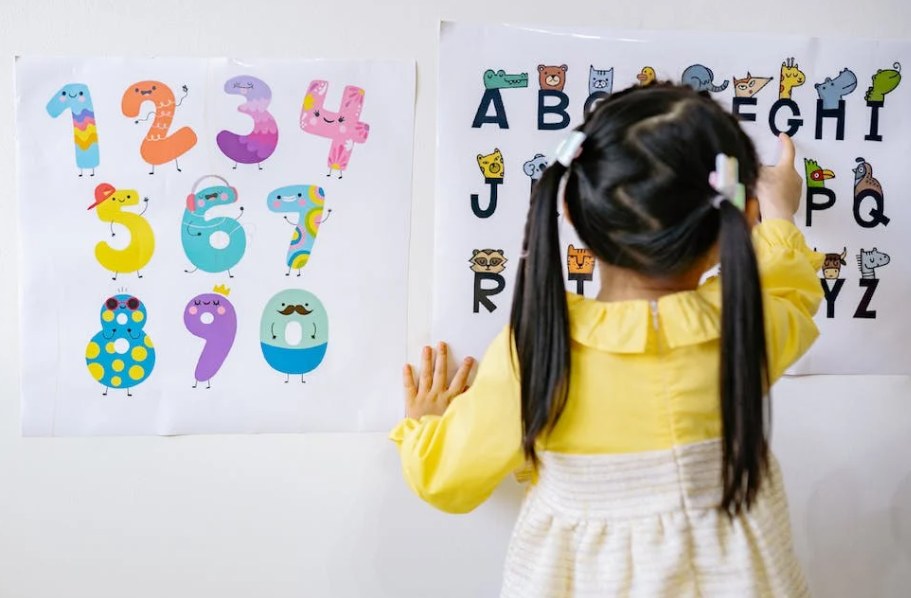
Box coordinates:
[224,75,271,100]
[267,185,325,214]
[46,83,92,115]
[100,293,147,338]
[121,80,171,117]
[260,289,328,350]
[186,185,237,215]
[300,81,366,137]
[184,292,237,335]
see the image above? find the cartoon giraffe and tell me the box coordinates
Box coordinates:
[88,183,155,280]
[779,57,806,99]
[121,81,197,174]
[46,83,99,177]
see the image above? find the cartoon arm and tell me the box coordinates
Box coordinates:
[270,322,277,340]
[135,111,155,123]
[184,220,202,237]
[235,206,245,221]
[139,197,150,216]
[282,216,297,227]
[316,209,333,224]
[110,221,116,237]
[175,85,189,107]
[311,323,317,340]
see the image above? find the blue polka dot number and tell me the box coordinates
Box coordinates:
[85,293,156,396]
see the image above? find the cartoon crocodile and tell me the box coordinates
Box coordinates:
[681,64,729,93]
[865,62,902,102]
[815,68,857,109]
[483,69,529,90]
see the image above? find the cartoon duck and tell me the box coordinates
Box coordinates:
[85,293,156,396]
[637,67,657,86]
[89,183,154,280]
[260,289,328,383]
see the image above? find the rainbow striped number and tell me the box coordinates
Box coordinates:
[46,83,99,177]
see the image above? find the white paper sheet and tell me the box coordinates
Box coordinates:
[16,57,415,435]
[435,23,911,375]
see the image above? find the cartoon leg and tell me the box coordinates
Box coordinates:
[185,267,198,274]
[284,373,290,384]
[285,267,291,277]
[79,169,84,178]
[91,168,95,177]
[193,379,198,389]
[206,380,211,389]
[102,387,109,396]
[326,168,333,177]
[232,162,238,170]
[300,374,306,383]
[137,270,143,279]
[127,388,133,397]
[227,269,235,279]
[111,271,119,281]
[297,269,301,277]
[175,159,182,173]
[149,165,155,175]
[257,163,263,171]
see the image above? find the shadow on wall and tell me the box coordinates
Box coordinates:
[357,444,525,597]
[806,468,911,597]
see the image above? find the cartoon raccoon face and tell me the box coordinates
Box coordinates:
[469,249,508,274]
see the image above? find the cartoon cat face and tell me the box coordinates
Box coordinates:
[567,244,595,275]
[589,66,614,95]
[469,249,507,274]
[733,73,772,97]
[523,154,548,180]
[477,148,504,180]
[538,65,568,91]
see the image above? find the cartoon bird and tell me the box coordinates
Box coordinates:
[804,159,835,187]
[637,67,656,86]
[853,157,883,197]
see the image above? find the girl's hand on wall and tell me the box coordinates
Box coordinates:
[403,343,474,419]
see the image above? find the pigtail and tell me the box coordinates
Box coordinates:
[717,200,770,515]
[510,163,572,462]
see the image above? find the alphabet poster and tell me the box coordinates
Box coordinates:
[435,23,911,375]
[16,57,415,435]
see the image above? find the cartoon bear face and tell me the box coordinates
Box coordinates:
[476,148,504,180]
[538,65,568,91]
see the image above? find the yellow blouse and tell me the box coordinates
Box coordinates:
[391,219,825,514]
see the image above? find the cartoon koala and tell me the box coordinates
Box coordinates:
[469,249,508,274]
[476,148,505,180]
[523,154,548,181]
[538,64,568,92]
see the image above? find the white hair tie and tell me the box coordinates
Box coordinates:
[555,131,587,167]
[709,154,746,211]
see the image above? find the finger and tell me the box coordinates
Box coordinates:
[418,346,433,394]
[448,357,475,396]
[402,364,417,401]
[431,342,448,392]
[777,133,795,167]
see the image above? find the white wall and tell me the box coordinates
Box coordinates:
[1,1,909,596]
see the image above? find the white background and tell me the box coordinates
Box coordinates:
[0,1,909,597]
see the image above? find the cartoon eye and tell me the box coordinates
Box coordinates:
[276,195,282,200]
[338,116,346,123]
[152,85,157,91]
[193,299,201,306]
[476,258,488,266]
[126,297,140,310]
[61,91,66,96]
[126,194,131,199]
[281,303,285,306]
[213,300,220,306]
[134,87,140,93]
[297,193,302,198]
[79,91,84,96]
[105,297,119,310]
[305,303,309,307]
[490,258,503,267]
[314,110,320,117]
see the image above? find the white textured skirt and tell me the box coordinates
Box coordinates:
[501,440,809,597]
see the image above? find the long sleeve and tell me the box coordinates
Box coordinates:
[701,219,824,382]
[389,328,525,514]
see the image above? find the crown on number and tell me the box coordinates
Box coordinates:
[213,284,231,296]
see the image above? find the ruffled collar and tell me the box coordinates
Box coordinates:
[566,287,721,353]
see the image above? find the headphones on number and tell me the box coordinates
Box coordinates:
[186,175,238,213]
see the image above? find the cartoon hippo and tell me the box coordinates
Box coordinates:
[260,289,328,383]
[681,64,728,93]
[815,68,858,109]
[865,63,902,102]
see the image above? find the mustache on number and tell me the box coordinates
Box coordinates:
[277,304,312,315]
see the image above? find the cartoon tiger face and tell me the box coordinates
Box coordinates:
[476,148,505,180]
[538,64,568,91]
[469,249,507,274]
[567,244,595,275]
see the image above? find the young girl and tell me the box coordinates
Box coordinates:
[391,83,823,597]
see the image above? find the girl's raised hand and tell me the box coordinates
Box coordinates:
[755,133,802,223]
[403,343,475,419]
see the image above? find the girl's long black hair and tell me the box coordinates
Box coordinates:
[510,83,768,515]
